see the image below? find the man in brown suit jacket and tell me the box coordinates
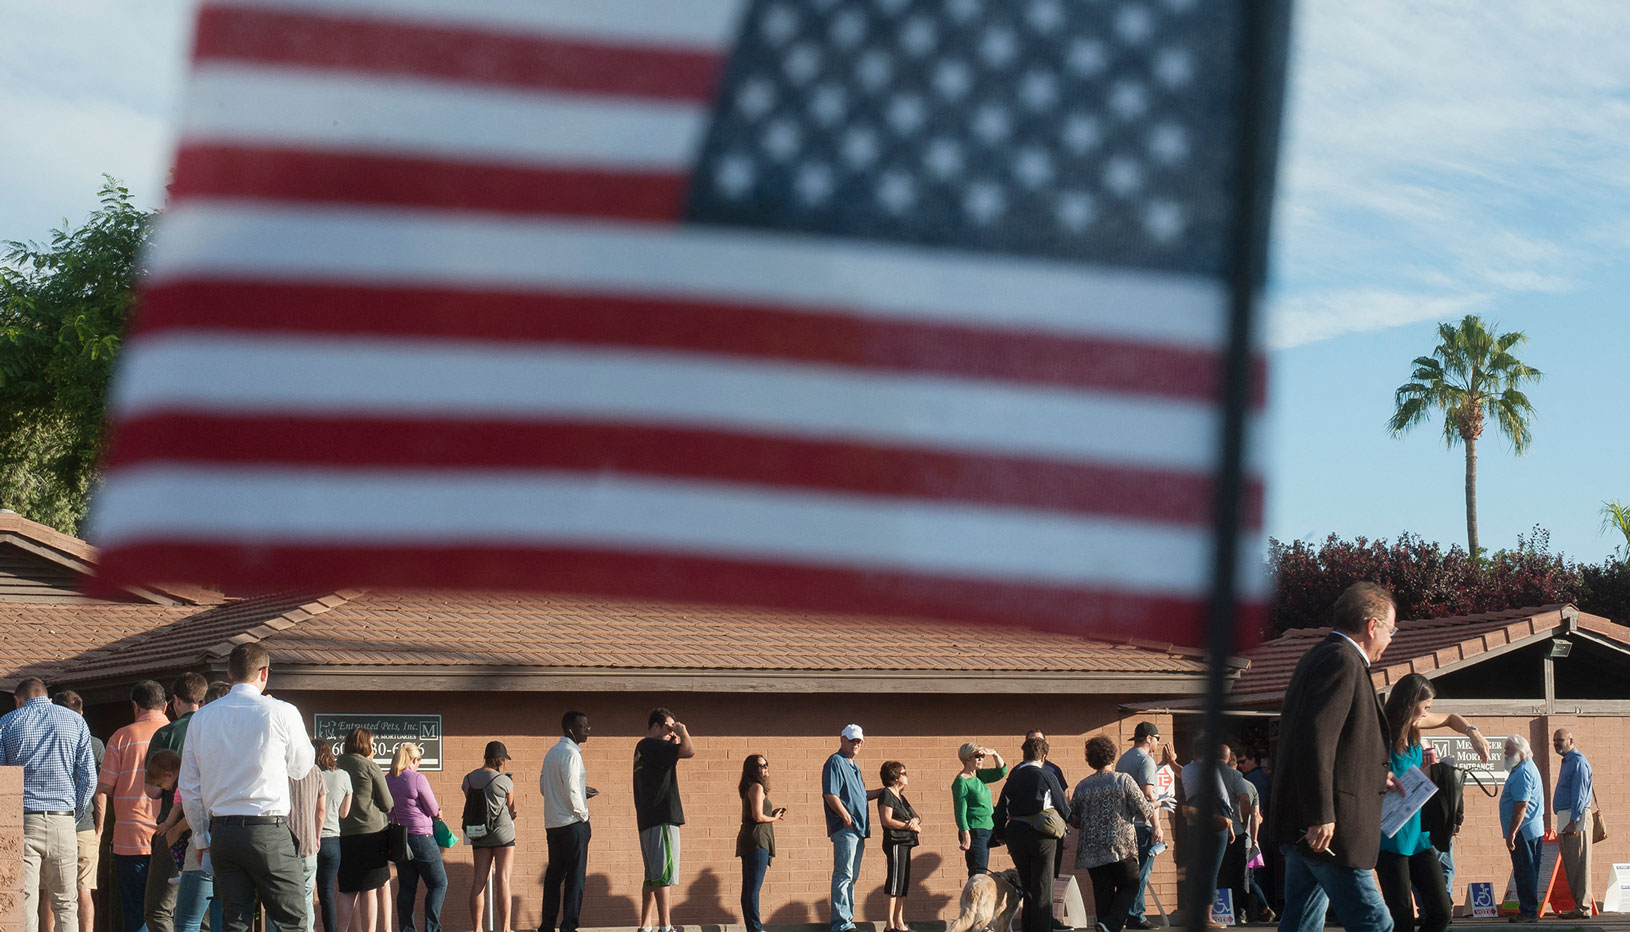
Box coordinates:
[1270,582,1399,932]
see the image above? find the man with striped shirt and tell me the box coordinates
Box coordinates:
[97,681,169,932]
[0,677,97,932]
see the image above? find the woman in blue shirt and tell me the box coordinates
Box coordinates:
[1377,674,1488,932]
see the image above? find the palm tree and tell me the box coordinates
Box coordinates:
[1387,315,1541,558]
[1603,501,1630,565]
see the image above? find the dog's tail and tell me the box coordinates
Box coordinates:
[946,876,992,932]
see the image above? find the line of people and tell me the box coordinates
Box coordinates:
[1268,581,1601,932]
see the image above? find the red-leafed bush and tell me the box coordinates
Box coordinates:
[1265,526,1630,637]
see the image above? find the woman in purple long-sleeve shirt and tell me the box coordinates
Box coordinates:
[387,742,447,932]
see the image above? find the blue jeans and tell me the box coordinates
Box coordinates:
[395,834,447,932]
[1185,827,1227,918]
[316,837,341,932]
[1438,845,1454,901]
[1278,844,1392,932]
[114,853,151,932]
[966,828,993,876]
[173,869,215,932]
[829,828,864,932]
[1130,823,1156,920]
[741,847,771,932]
[1510,836,1542,918]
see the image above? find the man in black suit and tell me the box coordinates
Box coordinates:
[1270,582,1399,932]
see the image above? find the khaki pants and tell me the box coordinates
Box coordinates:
[1559,820,1594,911]
[24,813,78,932]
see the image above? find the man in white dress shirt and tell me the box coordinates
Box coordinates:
[539,711,595,932]
[178,644,315,932]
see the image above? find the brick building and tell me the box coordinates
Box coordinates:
[3,514,1234,931]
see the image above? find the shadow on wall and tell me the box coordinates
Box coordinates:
[768,900,814,924]
[582,872,639,925]
[859,851,954,923]
[676,866,729,924]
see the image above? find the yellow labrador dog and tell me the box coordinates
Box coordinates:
[947,869,1023,932]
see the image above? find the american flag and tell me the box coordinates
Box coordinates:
[92,0,1280,646]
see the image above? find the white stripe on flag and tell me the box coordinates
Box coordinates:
[205,0,745,50]
[146,204,1232,347]
[182,65,705,168]
[112,336,1259,474]
[93,466,1263,595]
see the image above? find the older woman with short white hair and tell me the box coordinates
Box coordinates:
[1501,735,1545,922]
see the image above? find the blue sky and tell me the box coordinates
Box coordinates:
[4,1,1627,563]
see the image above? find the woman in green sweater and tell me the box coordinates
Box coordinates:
[951,742,1007,876]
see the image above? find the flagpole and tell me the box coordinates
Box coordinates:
[1186,1,1291,931]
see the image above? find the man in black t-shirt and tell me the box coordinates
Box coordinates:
[632,708,694,932]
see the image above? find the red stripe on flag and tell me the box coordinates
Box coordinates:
[104,414,1265,529]
[134,281,1268,406]
[93,541,1266,648]
[170,145,688,221]
[191,5,723,100]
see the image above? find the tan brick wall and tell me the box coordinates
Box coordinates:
[288,689,1177,931]
[0,766,24,932]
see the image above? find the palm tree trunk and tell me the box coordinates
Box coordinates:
[1464,433,1479,558]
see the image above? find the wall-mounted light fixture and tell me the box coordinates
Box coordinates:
[1549,638,1573,659]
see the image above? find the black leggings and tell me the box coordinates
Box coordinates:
[1376,848,1450,932]
[1087,856,1140,932]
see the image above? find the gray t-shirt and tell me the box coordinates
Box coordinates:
[1115,747,1156,826]
[76,736,105,833]
[320,768,354,838]
[1223,766,1255,832]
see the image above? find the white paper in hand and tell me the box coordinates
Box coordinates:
[1381,765,1437,838]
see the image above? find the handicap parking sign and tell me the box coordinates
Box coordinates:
[1212,890,1236,926]
[1470,882,1498,918]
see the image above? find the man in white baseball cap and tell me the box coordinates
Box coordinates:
[822,725,876,932]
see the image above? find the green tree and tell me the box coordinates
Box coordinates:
[1603,501,1630,565]
[0,176,154,533]
[1387,314,1541,558]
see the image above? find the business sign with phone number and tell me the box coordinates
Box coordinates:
[313,714,443,772]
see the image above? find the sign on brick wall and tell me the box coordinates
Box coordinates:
[1427,736,1504,776]
[313,714,442,772]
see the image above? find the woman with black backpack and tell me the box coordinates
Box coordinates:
[462,741,518,932]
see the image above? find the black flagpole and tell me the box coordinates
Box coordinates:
[1184,2,1291,932]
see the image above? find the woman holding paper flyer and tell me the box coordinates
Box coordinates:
[1376,674,1490,932]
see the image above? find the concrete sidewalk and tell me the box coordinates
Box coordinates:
[564,920,1629,932]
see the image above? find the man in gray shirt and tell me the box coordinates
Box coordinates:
[1115,722,1164,930]
[1222,748,1271,923]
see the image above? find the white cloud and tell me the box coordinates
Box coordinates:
[1266,288,1489,350]
[1271,0,1630,345]
[0,0,192,239]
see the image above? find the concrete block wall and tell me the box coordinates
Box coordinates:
[290,689,1175,931]
[0,766,24,932]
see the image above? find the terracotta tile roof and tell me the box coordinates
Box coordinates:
[0,603,196,689]
[55,589,1232,684]
[0,511,226,606]
[55,591,358,684]
[1226,604,1622,707]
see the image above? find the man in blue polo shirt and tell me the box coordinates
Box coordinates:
[822,724,873,932]
[0,677,98,932]
[1500,735,1545,922]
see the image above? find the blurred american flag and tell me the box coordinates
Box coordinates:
[92,0,1278,645]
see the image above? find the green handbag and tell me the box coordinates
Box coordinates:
[433,818,458,849]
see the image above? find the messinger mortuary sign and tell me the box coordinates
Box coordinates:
[313,714,442,772]
[1426,735,1504,778]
